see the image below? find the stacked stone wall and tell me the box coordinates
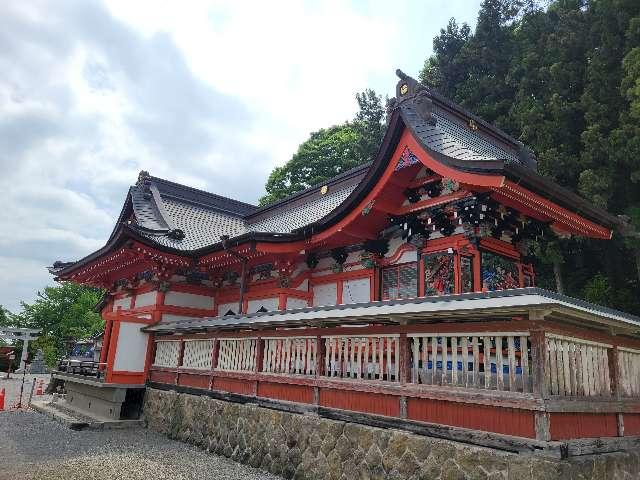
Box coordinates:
[143,388,639,479]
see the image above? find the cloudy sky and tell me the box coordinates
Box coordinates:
[0,0,483,312]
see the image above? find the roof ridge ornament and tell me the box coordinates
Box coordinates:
[137,170,151,186]
[393,69,436,126]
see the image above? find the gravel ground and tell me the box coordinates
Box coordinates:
[0,411,283,480]
[0,374,52,408]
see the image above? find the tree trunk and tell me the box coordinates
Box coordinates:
[553,261,564,295]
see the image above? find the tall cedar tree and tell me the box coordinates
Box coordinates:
[420,0,640,313]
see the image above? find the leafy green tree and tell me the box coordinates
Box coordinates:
[260,90,385,205]
[419,0,640,313]
[0,305,12,347]
[11,283,104,366]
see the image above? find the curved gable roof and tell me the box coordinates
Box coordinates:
[52,70,621,278]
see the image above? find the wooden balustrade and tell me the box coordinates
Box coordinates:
[153,340,181,367]
[262,337,317,375]
[216,338,258,372]
[544,334,611,397]
[182,339,214,370]
[152,330,640,403]
[409,333,531,393]
[618,347,640,397]
[322,335,400,381]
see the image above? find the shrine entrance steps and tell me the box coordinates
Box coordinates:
[31,397,143,431]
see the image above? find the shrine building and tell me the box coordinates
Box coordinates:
[50,71,640,463]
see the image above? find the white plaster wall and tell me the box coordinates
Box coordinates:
[135,291,157,308]
[164,291,214,310]
[217,302,239,316]
[247,297,279,313]
[313,283,337,307]
[161,314,199,324]
[286,298,309,310]
[113,296,131,310]
[342,278,371,305]
[295,279,309,291]
[113,322,148,372]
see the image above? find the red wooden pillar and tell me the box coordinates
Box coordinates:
[100,320,113,365]
[104,308,122,383]
[278,294,287,311]
[472,246,482,292]
[336,280,344,305]
[453,251,461,294]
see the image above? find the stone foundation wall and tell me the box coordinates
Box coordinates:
[143,388,639,479]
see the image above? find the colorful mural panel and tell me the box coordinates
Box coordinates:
[481,251,519,291]
[424,253,454,296]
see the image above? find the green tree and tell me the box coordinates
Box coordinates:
[11,283,104,366]
[0,305,12,347]
[260,90,385,205]
[419,0,640,313]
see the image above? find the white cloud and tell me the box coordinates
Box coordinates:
[0,0,482,312]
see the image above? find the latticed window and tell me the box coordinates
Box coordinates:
[153,341,180,367]
[424,252,454,296]
[181,340,213,369]
[382,262,417,300]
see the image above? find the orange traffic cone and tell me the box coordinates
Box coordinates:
[0,388,5,411]
[35,379,44,396]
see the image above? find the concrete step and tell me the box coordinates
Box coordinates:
[31,400,143,431]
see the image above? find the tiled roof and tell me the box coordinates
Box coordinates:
[147,197,248,250]
[248,185,357,233]
[123,71,539,252]
[127,165,366,251]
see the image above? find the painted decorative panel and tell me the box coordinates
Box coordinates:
[313,283,337,307]
[342,278,371,304]
[382,263,417,300]
[424,253,454,296]
[481,251,519,291]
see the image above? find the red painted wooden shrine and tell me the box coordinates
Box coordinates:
[49,71,640,452]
